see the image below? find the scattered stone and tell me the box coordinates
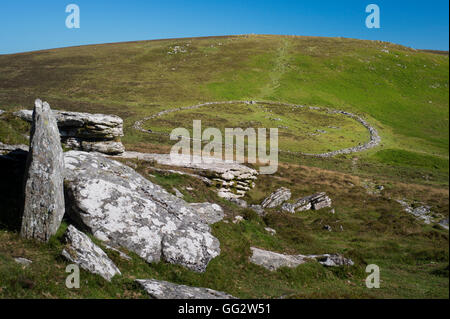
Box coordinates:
[362,180,384,195]
[330,208,335,214]
[63,151,220,272]
[261,187,291,208]
[323,225,332,232]
[396,199,434,224]
[249,205,265,216]
[439,218,449,230]
[281,192,332,213]
[189,203,224,225]
[136,279,235,299]
[15,109,125,155]
[313,254,354,267]
[14,257,32,267]
[105,245,132,261]
[21,100,65,242]
[0,110,4,116]
[264,227,276,236]
[233,216,244,224]
[172,187,184,198]
[249,247,310,271]
[62,225,121,281]
[249,247,353,271]
[228,198,248,208]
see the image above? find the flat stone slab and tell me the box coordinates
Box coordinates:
[136,279,235,299]
[62,225,121,281]
[14,109,123,139]
[249,247,354,271]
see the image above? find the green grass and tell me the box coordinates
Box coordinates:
[0,34,448,299]
[0,161,448,298]
[142,101,370,154]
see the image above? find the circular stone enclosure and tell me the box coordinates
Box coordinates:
[136,101,380,156]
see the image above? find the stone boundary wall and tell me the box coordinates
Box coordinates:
[133,100,381,157]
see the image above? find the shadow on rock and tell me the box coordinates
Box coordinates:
[0,149,27,231]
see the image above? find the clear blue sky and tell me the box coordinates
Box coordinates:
[0,0,448,54]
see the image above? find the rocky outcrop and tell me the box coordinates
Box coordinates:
[20,100,65,242]
[249,247,354,271]
[396,199,433,224]
[115,152,258,199]
[189,203,224,224]
[62,225,121,281]
[281,192,332,213]
[63,151,220,272]
[0,142,28,155]
[14,109,124,155]
[261,187,291,208]
[136,279,235,299]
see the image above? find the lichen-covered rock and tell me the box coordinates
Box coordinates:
[249,247,353,271]
[14,109,125,155]
[20,100,65,242]
[136,279,235,299]
[115,152,258,199]
[249,204,265,216]
[0,142,29,155]
[14,110,123,139]
[313,254,354,267]
[65,138,125,155]
[62,225,121,281]
[14,257,32,267]
[249,247,309,271]
[439,217,449,230]
[189,203,224,224]
[261,187,291,208]
[281,192,332,213]
[63,151,220,272]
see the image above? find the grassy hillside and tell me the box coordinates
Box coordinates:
[0,35,448,184]
[0,35,448,299]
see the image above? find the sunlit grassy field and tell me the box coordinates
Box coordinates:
[0,35,448,298]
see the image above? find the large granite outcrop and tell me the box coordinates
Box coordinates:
[62,225,121,281]
[63,151,220,272]
[136,279,235,299]
[14,109,124,155]
[20,100,65,242]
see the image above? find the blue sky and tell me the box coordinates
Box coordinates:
[0,0,448,54]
